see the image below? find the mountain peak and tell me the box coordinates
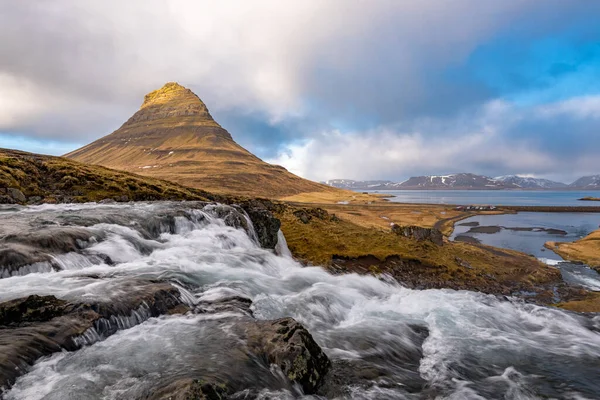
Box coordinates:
[130,82,218,127]
[142,82,196,108]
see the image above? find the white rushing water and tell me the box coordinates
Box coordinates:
[1,202,599,399]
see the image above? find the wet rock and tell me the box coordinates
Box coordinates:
[241,317,330,394]
[391,224,444,246]
[0,295,69,326]
[144,378,228,400]
[3,227,97,254]
[242,207,281,249]
[0,281,187,390]
[0,244,55,278]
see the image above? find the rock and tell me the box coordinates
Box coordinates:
[144,378,228,400]
[455,257,473,269]
[391,224,444,246]
[6,188,26,203]
[242,317,330,394]
[294,209,312,224]
[238,200,282,249]
[0,281,187,390]
[0,295,69,326]
[26,196,43,204]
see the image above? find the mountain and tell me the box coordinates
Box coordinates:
[397,173,517,189]
[494,175,567,189]
[570,175,600,189]
[324,179,395,190]
[66,82,338,198]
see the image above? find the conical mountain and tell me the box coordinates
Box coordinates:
[66,82,337,197]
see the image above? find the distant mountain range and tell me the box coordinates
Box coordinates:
[325,173,600,190]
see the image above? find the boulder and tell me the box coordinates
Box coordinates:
[7,188,26,203]
[241,317,330,394]
[391,224,444,246]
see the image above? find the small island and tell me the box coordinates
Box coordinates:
[578,196,600,201]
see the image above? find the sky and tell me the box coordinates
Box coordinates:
[1,1,599,184]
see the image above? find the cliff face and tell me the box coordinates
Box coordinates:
[66,82,337,198]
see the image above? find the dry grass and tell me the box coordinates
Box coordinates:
[276,206,560,290]
[557,292,600,313]
[0,149,222,203]
[547,229,600,270]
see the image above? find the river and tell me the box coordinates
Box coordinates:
[1,202,599,399]
[369,190,600,207]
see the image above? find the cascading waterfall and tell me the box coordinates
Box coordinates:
[0,202,599,400]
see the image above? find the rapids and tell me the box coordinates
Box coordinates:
[1,202,599,399]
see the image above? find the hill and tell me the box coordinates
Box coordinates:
[494,175,567,189]
[65,82,339,198]
[397,173,517,189]
[0,148,219,204]
[323,179,395,190]
[570,175,600,189]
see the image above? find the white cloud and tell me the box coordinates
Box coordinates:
[267,97,600,182]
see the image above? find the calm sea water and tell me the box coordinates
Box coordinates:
[450,212,600,291]
[369,190,600,206]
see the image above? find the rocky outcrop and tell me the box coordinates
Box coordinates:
[238,200,283,249]
[391,224,444,246]
[0,281,186,390]
[242,317,331,393]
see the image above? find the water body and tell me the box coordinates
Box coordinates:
[370,189,600,206]
[1,203,600,399]
[451,212,600,291]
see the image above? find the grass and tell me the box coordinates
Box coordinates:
[0,148,225,204]
[276,205,561,291]
[546,229,600,270]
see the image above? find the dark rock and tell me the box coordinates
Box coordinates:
[144,378,228,400]
[238,201,282,249]
[294,209,311,224]
[391,224,444,246]
[242,317,330,394]
[0,281,187,390]
[0,295,69,326]
[6,188,26,203]
[26,196,43,204]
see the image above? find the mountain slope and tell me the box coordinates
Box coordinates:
[0,148,218,204]
[66,82,338,198]
[570,175,600,189]
[397,173,517,189]
[494,175,567,189]
[324,179,395,190]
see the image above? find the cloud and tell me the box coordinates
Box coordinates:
[267,96,600,183]
[0,1,599,179]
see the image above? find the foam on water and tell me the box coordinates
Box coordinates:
[1,202,599,399]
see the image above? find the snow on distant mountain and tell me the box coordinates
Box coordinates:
[397,173,517,189]
[570,175,600,189]
[324,179,395,190]
[494,175,567,189]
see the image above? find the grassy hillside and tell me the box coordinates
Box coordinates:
[0,149,222,204]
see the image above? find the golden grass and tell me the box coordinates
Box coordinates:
[546,229,600,270]
[276,206,559,289]
[0,149,221,203]
[557,292,600,313]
